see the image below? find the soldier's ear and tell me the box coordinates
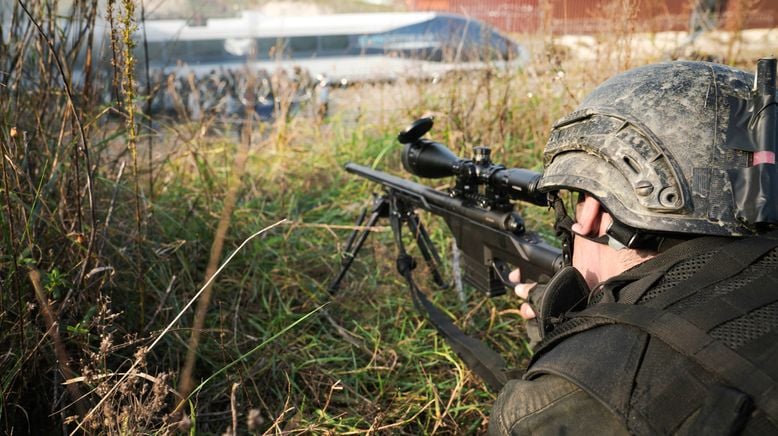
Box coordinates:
[572,195,602,237]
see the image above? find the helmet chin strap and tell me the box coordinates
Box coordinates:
[550,192,669,256]
[550,192,576,267]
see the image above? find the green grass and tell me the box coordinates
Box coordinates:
[119,79,557,433]
[0,56,587,433]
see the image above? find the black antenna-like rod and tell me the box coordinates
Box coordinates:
[755,57,777,163]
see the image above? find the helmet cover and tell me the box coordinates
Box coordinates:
[539,61,777,237]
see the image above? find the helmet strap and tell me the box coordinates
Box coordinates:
[550,192,575,267]
[550,192,669,256]
[605,219,666,251]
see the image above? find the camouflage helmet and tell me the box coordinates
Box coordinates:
[538,60,778,242]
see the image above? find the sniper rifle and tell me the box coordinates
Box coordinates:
[329,117,564,390]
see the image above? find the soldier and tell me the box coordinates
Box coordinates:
[186,72,201,121]
[316,74,330,121]
[690,0,728,37]
[490,59,778,435]
[162,73,181,117]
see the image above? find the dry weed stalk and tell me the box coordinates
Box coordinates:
[177,75,257,405]
[80,0,100,106]
[75,219,288,433]
[28,269,87,418]
[106,0,122,106]
[74,343,176,432]
[139,0,155,202]
[119,0,148,324]
[17,0,99,297]
[724,0,761,63]
[591,0,640,75]
[229,381,240,436]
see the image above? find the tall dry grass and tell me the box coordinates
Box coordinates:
[0,0,766,433]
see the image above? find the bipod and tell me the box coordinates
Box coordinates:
[329,193,447,293]
[394,199,448,290]
[329,193,510,391]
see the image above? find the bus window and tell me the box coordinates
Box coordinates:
[145,41,167,63]
[189,39,245,63]
[289,36,317,55]
[320,34,349,52]
[132,40,169,65]
[257,37,287,59]
[488,31,518,61]
[460,20,488,61]
[166,41,191,64]
[362,21,436,59]
[360,20,429,49]
[357,34,381,49]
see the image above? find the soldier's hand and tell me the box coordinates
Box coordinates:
[509,269,537,320]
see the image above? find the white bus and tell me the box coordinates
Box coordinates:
[136,11,529,83]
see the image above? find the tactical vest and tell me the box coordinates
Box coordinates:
[525,234,778,435]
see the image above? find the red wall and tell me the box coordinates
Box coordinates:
[406,0,778,34]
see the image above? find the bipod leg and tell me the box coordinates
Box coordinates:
[406,212,448,289]
[343,207,367,255]
[328,195,390,293]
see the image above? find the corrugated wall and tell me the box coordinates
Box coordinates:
[407,0,778,34]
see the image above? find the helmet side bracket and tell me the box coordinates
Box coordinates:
[545,109,690,214]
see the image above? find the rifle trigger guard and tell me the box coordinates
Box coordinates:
[491,260,519,289]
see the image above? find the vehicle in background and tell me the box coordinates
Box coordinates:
[64,12,527,121]
[135,11,528,84]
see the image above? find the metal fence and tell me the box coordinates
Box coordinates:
[406,0,778,34]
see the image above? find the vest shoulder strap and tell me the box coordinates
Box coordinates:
[575,303,778,422]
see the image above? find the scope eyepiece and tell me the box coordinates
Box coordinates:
[494,168,547,206]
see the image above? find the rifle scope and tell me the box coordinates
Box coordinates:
[398,117,548,207]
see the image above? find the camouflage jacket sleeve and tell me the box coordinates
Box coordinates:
[488,375,630,436]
